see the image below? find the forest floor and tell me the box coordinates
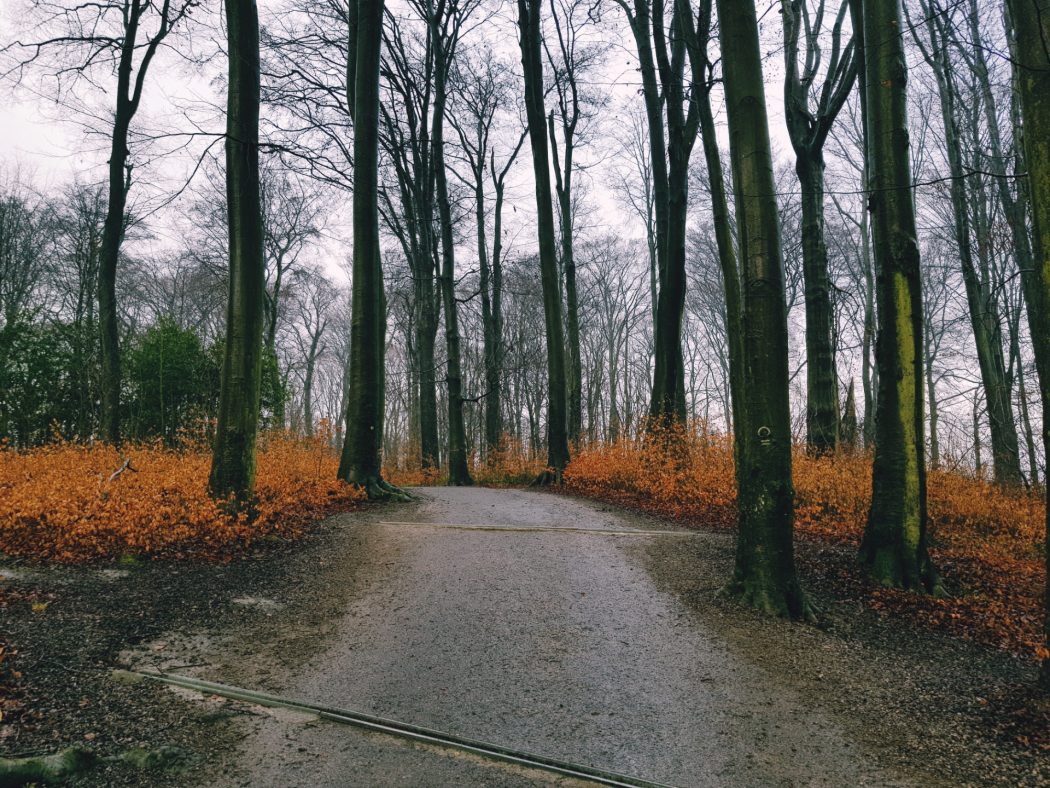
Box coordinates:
[2,487,1049,786]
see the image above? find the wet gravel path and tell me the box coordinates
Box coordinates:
[4,486,1048,786]
[172,488,914,787]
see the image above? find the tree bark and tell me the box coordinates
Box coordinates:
[780,0,857,455]
[209,0,266,503]
[337,0,407,499]
[717,0,809,618]
[1003,0,1050,688]
[855,0,937,592]
[797,154,840,452]
[548,113,583,444]
[432,5,471,486]
[517,0,570,479]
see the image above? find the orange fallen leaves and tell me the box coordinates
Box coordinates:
[565,429,1049,662]
[0,434,365,563]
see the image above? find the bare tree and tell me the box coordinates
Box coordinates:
[209,0,265,504]
[780,0,857,454]
[3,0,200,444]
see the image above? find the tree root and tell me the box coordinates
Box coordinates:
[530,468,563,487]
[358,476,414,502]
[0,746,98,785]
[0,744,188,785]
[858,544,941,595]
[724,580,818,623]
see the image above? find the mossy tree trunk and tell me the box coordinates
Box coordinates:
[517,0,570,480]
[209,0,265,504]
[717,0,809,618]
[1003,0,1050,688]
[337,0,407,500]
[854,0,936,591]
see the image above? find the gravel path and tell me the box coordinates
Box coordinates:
[5,486,1047,786]
[150,488,917,786]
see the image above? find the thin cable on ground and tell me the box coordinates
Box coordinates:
[137,672,679,788]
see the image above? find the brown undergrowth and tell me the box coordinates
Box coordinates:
[0,433,365,563]
[563,429,1048,663]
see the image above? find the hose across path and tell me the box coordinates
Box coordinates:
[139,671,679,788]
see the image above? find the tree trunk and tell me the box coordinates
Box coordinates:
[303,333,320,438]
[861,189,876,449]
[973,396,984,479]
[717,0,809,619]
[797,154,840,453]
[842,379,858,450]
[697,50,745,471]
[416,244,440,470]
[856,0,937,592]
[209,0,266,503]
[650,144,689,425]
[487,178,508,456]
[97,2,149,447]
[517,0,570,479]
[337,0,405,499]
[925,332,940,470]
[432,23,471,486]
[918,11,1023,485]
[476,180,499,459]
[549,114,583,445]
[1003,0,1050,687]
[1015,344,1040,487]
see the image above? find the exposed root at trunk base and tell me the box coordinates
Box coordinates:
[530,468,563,487]
[858,545,943,596]
[357,476,414,502]
[723,579,818,623]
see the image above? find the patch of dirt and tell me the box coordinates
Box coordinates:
[0,503,408,786]
[634,521,1050,787]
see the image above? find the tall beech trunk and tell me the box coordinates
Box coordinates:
[855,0,936,591]
[796,154,840,452]
[476,178,499,458]
[98,111,129,446]
[924,323,940,470]
[1003,0,1050,687]
[861,192,876,448]
[913,4,1023,486]
[485,166,512,457]
[717,0,809,618]
[209,0,265,503]
[780,0,857,455]
[615,0,693,428]
[302,332,321,438]
[684,0,744,460]
[417,267,440,469]
[478,143,519,459]
[432,11,471,486]
[549,112,583,444]
[337,0,406,499]
[517,0,570,479]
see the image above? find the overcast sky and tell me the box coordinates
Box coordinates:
[0,0,824,271]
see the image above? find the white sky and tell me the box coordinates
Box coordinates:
[0,0,800,224]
